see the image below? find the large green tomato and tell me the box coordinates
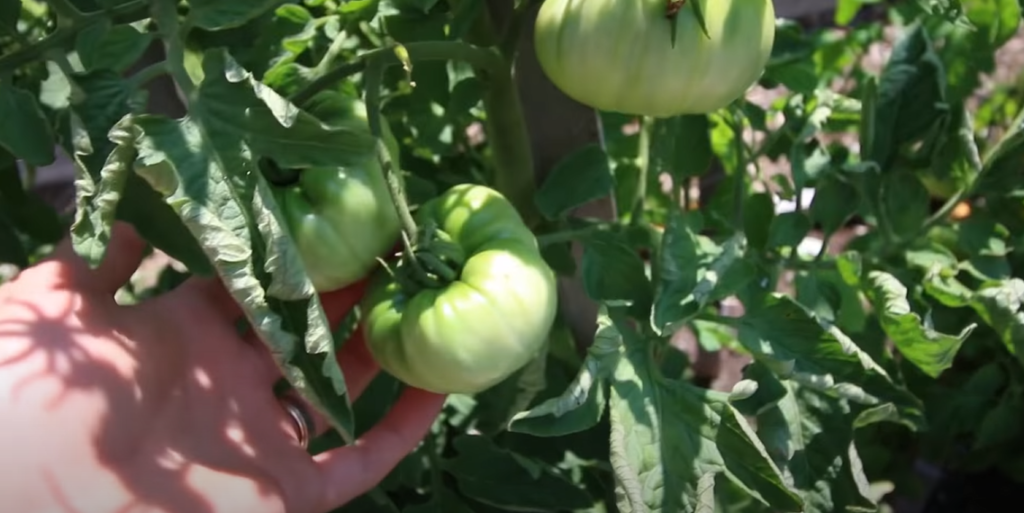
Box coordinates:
[360,184,559,395]
[274,93,402,292]
[533,0,776,117]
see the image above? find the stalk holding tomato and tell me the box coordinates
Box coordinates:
[360,184,559,395]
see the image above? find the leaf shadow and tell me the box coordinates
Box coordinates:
[0,279,310,512]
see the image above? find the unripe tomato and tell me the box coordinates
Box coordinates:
[533,0,776,117]
[273,93,402,292]
[360,184,559,395]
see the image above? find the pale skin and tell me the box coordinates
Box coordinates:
[0,222,446,513]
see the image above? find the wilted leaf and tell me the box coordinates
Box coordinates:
[608,311,803,513]
[864,271,975,378]
[738,294,926,430]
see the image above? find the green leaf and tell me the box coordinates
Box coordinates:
[386,0,440,14]
[0,0,21,33]
[508,311,620,437]
[69,113,134,268]
[0,150,64,244]
[0,82,56,167]
[867,25,948,168]
[864,271,975,378]
[809,173,859,236]
[767,211,812,251]
[835,0,866,25]
[443,435,594,511]
[0,211,27,267]
[239,65,379,169]
[75,21,153,72]
[764,61,819,95]
[755,379,882,513]
[473,346,549,436]
[880,171,930,241]
[743,192,775,251]
[971,279,1024,355]
[956,213,1012,257]
[128,49,356,440]
[972,389,1024,453]
[608,312,803,513]
[975,107,1024,198]
[581,231,652,313]
[652,211,747,334]
[730,361,789,416]
[650,114,713,181]
[535,144,614,220]
[737,294,926,430]
[186,0,285,30]
[919,361,1006,455]
[65,70,213,274]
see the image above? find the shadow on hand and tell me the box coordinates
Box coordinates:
[0,280,303,513]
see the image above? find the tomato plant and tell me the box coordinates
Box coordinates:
[533,0,776,117]
[2,0,1024,512]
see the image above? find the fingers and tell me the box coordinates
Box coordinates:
[320,280,368,326]
[301,326,381,438]
[313,387,447,511]
[39,221,148,295]
[171,275,244,321]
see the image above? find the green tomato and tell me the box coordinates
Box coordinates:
[533,0,776,117]
[274,94,402,292]
[360,184,559,395]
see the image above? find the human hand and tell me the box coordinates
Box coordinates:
[0,223,445,513]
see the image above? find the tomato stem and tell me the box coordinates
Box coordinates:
[0,0,150,73]
[362,55,466,293]
[630,117,654,226]
[363,58,421,261]
[498,0,536,59]
[446,0,541,226]
[153,0,196,100]
[480,61,542,228]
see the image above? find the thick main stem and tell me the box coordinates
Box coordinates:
[481,63,540,227]
[630,117,653,225]
[449,0,540,226]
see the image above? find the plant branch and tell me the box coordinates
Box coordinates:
[363,57,419,256]
[498,0,536,59]
[290,61,366,106]
[479,58,540,227]
[311,29,352,81]
[289,40,504,108]
[727,109,749,227]
[47,0,87,25]
[0,0,150,72]
[152,0,195,99]
[630,116,653,226]
[128,60,170,89]
[537,225,610,246]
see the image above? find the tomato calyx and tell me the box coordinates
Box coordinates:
[665,0,687,18]
[391,221,467,295]
[259,157,300,187]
